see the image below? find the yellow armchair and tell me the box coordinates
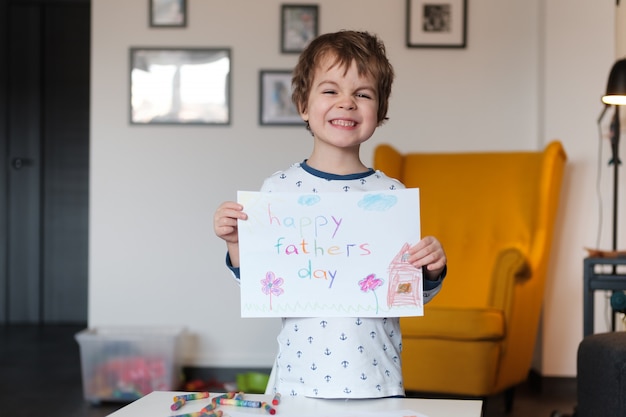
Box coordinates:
[373,141,567,404]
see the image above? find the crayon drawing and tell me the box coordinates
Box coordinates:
[237,189,423,318]
[387,243,424,308]
[260,271,284,310]
[358,273,384,314]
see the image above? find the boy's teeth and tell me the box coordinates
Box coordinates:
[332,120,355,126]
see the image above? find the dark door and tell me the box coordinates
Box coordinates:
[1,0,90,323]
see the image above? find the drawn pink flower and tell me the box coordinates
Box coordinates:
[359,273,384,314]
[261,271,284,310]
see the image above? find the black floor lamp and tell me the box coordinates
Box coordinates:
[601,58,626,253]
[602,59,626,320]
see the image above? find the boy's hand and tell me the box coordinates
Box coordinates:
[408,236,447,281]
[213,201,247,244]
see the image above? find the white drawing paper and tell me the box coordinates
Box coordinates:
[237,189,423,318]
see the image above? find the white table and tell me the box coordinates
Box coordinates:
[106,391,483,417]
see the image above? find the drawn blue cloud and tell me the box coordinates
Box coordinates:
[357,194,397,211]
[298,194,321,206]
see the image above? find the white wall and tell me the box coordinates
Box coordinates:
[90,0,615,376]
[540,1,616,376]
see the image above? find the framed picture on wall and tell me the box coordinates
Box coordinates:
[129,48,231,125]
[281,4,319,53]
[259,70,303,126]
[149,0,187,28]
[406,0,467,48]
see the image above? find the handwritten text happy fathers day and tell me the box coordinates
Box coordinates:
[236,189,423,318]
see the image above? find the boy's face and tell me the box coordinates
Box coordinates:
[300,55,379,151]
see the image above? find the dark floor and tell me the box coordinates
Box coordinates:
[0,324,578,417]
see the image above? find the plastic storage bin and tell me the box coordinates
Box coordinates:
[75,326,184,404]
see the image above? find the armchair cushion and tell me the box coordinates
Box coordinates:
[401,307,504,341]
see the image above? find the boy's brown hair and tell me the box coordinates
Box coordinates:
[291,30,395,126]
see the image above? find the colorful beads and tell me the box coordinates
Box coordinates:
[169,391,280,416]
[171,399,186,410]
[173,392,210,402]
[262,401,277,415]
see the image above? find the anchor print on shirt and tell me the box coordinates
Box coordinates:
[261,167,409,398]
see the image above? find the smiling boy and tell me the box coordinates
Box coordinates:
[214,30,447,398]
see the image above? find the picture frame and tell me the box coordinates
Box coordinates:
[281,4,319,54]
[259,70,303,126]
[406,0,467,48]
[149,0,187,28]
[129,48,231,125]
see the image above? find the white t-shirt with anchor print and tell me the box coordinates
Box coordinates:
[229,161,445,399]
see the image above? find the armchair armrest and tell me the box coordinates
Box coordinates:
[489,247,531,316]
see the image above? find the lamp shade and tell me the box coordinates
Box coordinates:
[603,58,626,105]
